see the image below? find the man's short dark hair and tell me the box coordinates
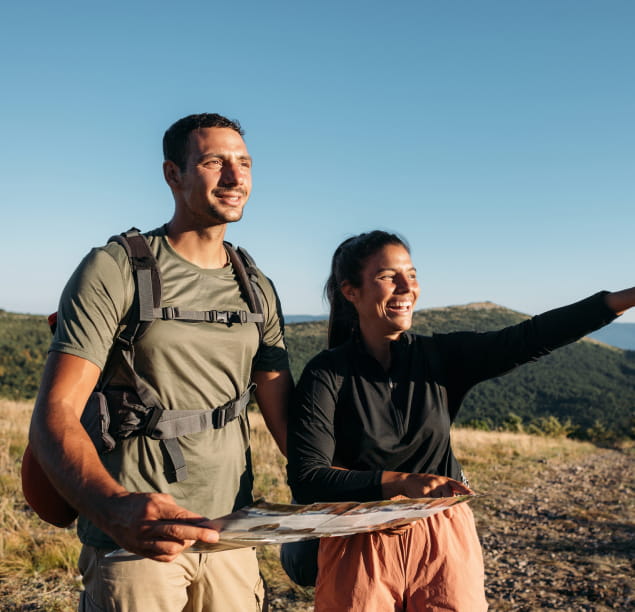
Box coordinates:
[163,113,245,170]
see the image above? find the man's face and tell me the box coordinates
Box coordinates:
[170,127,252,226]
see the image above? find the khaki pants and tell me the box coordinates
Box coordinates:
[78,545,265,612]
[315,503,487,612]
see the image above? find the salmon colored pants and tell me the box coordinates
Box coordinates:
[315,503,487,612]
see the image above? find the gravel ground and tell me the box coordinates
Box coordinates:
[475,448,634,611]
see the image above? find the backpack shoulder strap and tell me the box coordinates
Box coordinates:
[108,227,162,345]
[100,228,164,412]
[224,241,265,343]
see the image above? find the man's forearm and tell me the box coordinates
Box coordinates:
[30,415,131,539]
[28,352,127,527]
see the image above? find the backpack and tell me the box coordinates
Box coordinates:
[22,228,266,526]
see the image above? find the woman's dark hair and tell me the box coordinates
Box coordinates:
[325,230,410,348]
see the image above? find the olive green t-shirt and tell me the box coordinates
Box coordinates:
[50,226,289,547]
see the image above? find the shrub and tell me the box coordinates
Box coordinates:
[526,415,575,438]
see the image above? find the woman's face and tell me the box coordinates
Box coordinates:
[342,244,420,339]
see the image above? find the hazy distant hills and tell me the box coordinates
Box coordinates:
[285,314,327,324]
[2,304,634,437]
[588,322,635,351]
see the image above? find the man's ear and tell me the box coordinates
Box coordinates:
[341,281,357,304]
[163,160,182,188]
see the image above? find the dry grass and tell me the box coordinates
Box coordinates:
[0,400,82,611]
[451,428,599,491]
[250,411,292,504]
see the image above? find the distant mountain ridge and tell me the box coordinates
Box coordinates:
[285,306,635,350]
[284,314,327,324]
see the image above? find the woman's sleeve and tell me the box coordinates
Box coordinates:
[438,291,618,394]
[287,355,383,504]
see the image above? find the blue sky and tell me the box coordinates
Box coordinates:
[1,1,634,322]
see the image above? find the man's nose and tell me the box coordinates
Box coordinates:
[219,161,242,186]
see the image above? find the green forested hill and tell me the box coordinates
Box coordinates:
[0,310,50,399]
[2,304,633,437]
[284,303,635,437]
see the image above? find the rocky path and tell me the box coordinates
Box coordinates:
[476,449,634,611]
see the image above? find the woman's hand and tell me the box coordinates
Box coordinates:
[381,471,472,499]
[605,287,635,316]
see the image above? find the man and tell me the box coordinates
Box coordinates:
[29,113,292,611]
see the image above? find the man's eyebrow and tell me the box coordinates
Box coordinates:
[197,152,252,162]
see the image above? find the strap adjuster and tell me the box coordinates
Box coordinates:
[212,407,228,428]
[162,306,178,320]
[130,255,155,270]
[143,406,164,437]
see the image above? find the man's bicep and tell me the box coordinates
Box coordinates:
[34,351,101,420]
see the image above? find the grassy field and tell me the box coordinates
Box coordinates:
[0,399,628,611]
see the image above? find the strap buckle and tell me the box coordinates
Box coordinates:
[206,310,234,324]
[214,310,229,324]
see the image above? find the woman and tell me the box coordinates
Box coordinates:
[287,230,634,611]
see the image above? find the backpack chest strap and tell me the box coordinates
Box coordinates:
[154,306,264,324]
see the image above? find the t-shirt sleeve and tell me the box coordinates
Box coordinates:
[252,273,290,372]
[49,245,132,370]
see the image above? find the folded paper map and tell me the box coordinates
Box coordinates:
[191,495,476,552]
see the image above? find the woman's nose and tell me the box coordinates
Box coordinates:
[395,274,413,292]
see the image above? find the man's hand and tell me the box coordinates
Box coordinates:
[381,471,472,500]
[98,492,219,562]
